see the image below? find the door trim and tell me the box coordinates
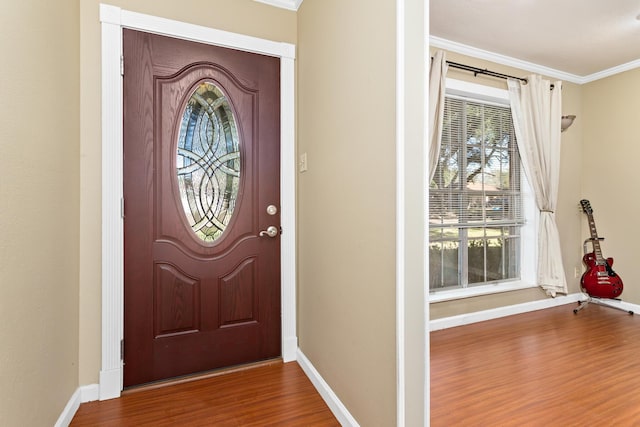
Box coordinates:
[99,3,297,400]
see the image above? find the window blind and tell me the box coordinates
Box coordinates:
[429,97,523,229]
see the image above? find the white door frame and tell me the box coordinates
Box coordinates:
[99,4,297,400]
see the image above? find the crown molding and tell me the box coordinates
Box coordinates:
[253,0,303,11]
[429,35,584,84]
[430,35,640,85]
[580,58,640,84]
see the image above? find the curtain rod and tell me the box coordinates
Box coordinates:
[441,59,555,89]
[445,60,528,83]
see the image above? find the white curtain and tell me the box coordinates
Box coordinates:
[508,75,567,296]
[428,51,447,182]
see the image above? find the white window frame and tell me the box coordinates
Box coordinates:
[429,78,538,303]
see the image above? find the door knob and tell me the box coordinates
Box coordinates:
[266,205,278,215]
[259,225,279,238]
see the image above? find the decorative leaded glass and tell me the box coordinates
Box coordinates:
[176,81,240,242]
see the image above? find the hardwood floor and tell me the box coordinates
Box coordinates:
[431,303,640,426]
[71,361,340,426]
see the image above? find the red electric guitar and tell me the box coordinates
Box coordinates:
[579,199,623,299]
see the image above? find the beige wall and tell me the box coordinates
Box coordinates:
[429,50,585,319]
[0,1,80,426]
[78,0,297,385]
[297,1,398,425]
[582,69,640,305]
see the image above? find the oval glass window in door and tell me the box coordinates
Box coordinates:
[176,81,241,243]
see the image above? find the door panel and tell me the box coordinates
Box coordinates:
[123,29,281,387]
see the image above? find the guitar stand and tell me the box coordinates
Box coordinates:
[573,237,634,315]
[573,296,634,315]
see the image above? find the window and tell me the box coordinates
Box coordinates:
[177,81,241,243]
[429,80,536,298]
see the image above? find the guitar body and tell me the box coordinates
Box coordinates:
[581,252,623,299]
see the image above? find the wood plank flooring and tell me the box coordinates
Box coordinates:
[431,303,640,426]
[71,361,339,426]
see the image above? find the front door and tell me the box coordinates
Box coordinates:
[123,29,281,387]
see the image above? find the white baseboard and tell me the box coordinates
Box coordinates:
[296,349,360,427]
[54,388,81,427]
[81,384,100,402]
[429,293,584,331]
[55,384,99,427]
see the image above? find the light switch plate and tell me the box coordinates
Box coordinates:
[299,152,308,172]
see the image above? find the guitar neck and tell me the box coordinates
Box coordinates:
[586,213,605,263]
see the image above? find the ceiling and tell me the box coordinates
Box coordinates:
[430,0,640,83]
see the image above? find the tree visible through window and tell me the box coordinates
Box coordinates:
[429,96,523,291]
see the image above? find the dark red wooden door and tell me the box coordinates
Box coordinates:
[123,29,281,387]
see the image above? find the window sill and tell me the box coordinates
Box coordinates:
[429,281,538,303]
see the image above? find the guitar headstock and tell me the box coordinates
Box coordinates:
[580,199,593,215]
